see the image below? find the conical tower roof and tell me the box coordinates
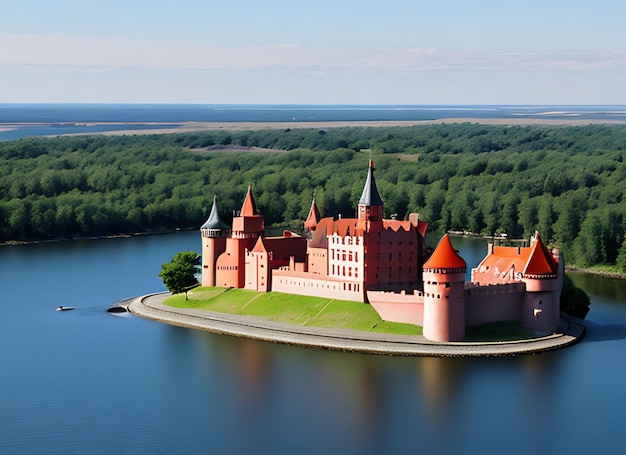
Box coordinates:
[201,196,230,230]
[304,195,321,230]
[359,160,384,206]
[240,185,258,216]
[424,234,467,271]
[524,232,559,277]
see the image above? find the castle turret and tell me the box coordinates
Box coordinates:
[232,185,264,240]
[216,186,265,288]
[358,160,384,222]
[358,160,384,286]
[304,195,321,236]
[520,232,562,334]
[201,196,230,287]
[422,234,467,342]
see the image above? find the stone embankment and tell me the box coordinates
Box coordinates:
[125,293,586,357]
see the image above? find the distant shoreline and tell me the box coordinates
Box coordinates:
[3,117,626,139]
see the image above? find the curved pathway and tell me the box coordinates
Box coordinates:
[124,293,586,357]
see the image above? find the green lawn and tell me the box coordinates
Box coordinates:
[165,287,422,336]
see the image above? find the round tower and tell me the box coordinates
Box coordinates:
[520,232,562,334]
[422,234,467,342]
[200,196,230,287]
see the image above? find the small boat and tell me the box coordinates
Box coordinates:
[56,306,75,311]
[107,306,128,314]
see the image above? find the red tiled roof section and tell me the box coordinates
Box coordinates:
[240,185,257,216]
[424,234,467,270]
[524,234,559,276]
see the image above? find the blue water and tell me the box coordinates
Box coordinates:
[2,104,626,141]
[1,232,626,454]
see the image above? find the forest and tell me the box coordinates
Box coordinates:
[1,122,626,271]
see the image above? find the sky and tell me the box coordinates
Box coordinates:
[1,0,625,105]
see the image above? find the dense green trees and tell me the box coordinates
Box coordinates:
[2,123,626,271]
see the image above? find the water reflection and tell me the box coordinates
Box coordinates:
[569,272,626,301]
[419,356,465,417]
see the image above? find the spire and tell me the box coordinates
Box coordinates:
[359,160,384,206]
[240,185,257,216]
[423,234,467,271]
[201,196,230,230]
[304,195,321,231]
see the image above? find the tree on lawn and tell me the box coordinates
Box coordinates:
[159,251,200,300]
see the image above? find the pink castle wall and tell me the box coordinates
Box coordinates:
[464,283,525,326]
[327,234,365,282]
[367,290,424,326]
[272,270,364,302]
[307,247,328,275]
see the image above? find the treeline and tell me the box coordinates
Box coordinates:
[2,123,626,270]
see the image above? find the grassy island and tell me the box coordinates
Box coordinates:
[164,287,554,341]
[165,287,422,336]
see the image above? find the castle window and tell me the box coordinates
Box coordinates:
[388,253,392,261]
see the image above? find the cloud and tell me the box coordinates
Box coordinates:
[1,32,625,74]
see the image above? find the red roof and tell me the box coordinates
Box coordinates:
[474,232,559,280]
[424,234,466,270]
[304,198,321,230]
[524,233,559,276]
[240,185,257,216]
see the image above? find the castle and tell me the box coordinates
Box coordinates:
[200,161,563,342]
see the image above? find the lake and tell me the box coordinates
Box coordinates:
[0,231,625,454]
